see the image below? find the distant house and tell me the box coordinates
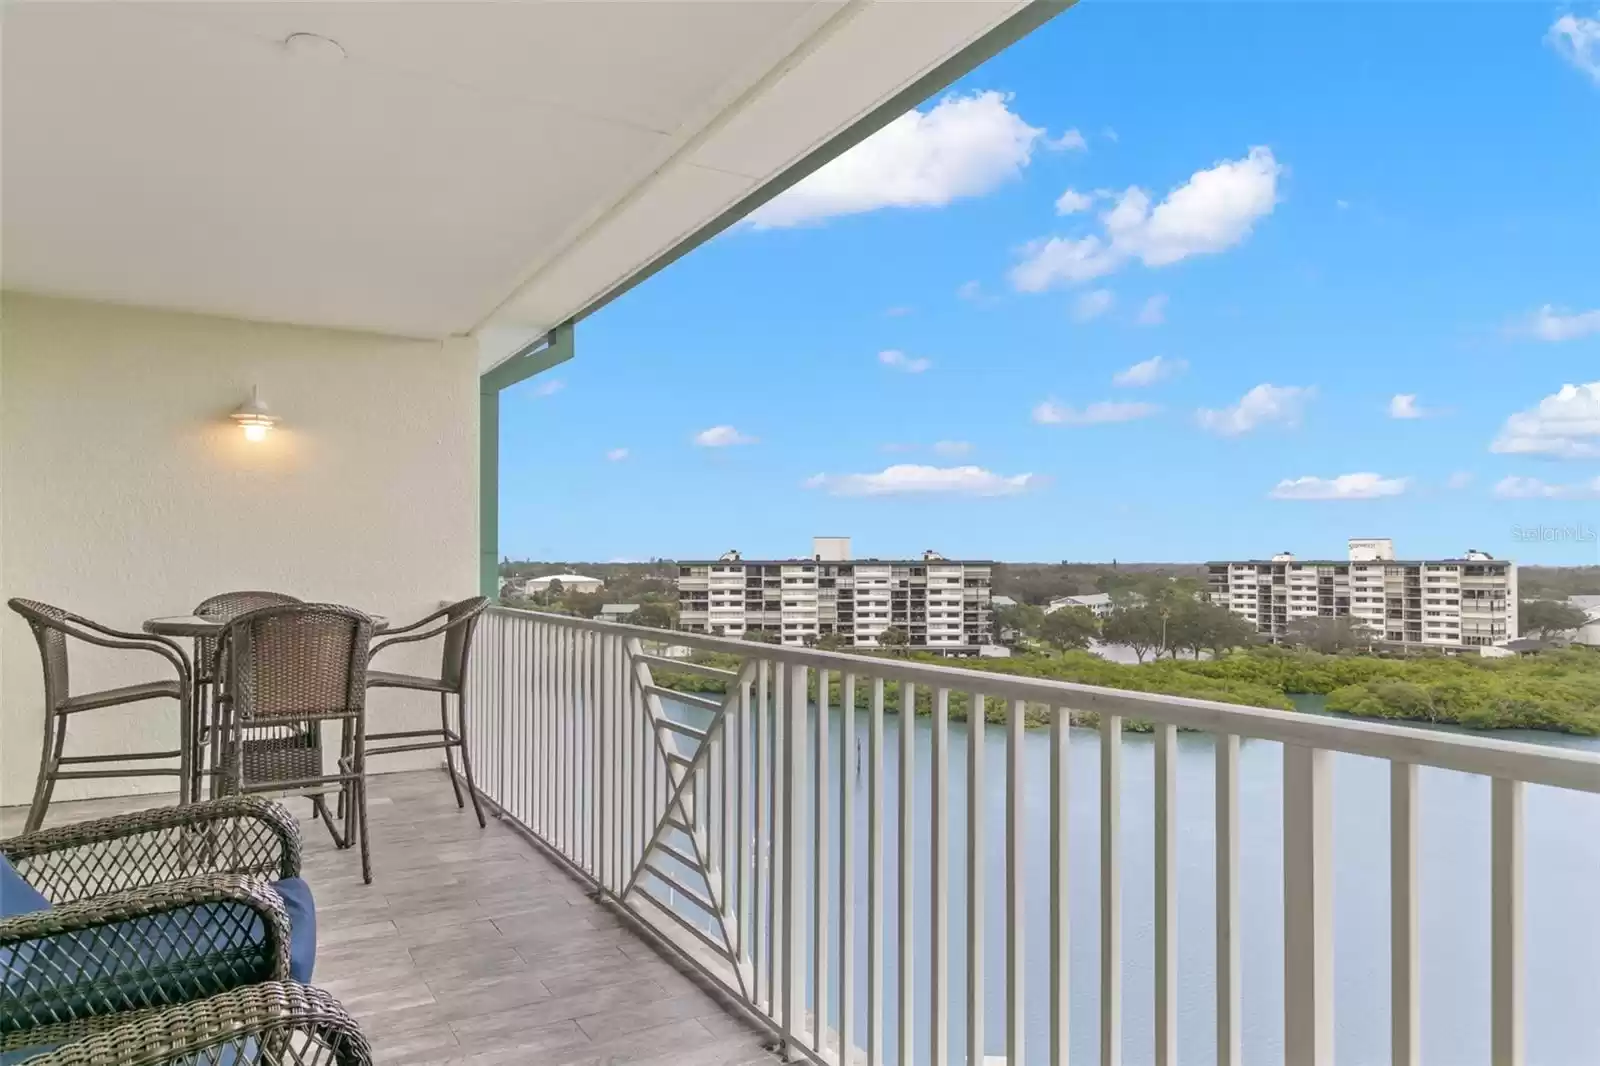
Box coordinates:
[1573,606,1600,649]
[1045,592,1114,618]
[1481,637,1551,658]
[599,603,640,620]
[520,573,604,595]
[990,595,1018,609]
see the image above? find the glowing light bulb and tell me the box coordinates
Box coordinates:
[229,387,279,442]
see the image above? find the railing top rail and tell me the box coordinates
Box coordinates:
[489,606,1600,795]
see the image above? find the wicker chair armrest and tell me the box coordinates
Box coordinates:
[0,876,292,1047]
[1,799,301,902]
[376,602,455,637]
[369,622,452,658]
[52,614,192,688]
[19,981,372,1066]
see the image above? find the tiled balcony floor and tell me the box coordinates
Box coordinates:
[3,771,779,1066]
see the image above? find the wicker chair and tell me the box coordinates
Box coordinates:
[19,982,372,1066]
[365,596,490,827]
[213,604,374,884]
[0,798,302,1058]
[189,592,303,801]
[7,599,193,835]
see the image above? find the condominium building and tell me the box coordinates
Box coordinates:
[1206,538,1518,649]
[677,537,993,653]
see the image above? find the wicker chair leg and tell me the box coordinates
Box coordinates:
[440,692,465,810]
[454,692,488,830]
[25,712,68,833]
[355,741,372,885]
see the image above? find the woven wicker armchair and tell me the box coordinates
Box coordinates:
[0,798,302,1058]
[6,599,193,834]
[19,982,371,1066]
[214,605,374,884]
[189,591,303,802]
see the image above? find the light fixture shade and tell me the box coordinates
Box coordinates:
[231,386,279,440]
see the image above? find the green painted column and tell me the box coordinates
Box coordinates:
[479,323,575,598]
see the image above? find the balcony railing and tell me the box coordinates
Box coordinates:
[464,606,1600,1066]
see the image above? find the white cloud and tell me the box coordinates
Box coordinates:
[1034,399,1160,425]
[932,440,972,456]
[879,349,932,373]
[1388,394,1428,419]
[1493,475,1600,500]
[1136,294,1168,326]
[1113,355,1187,387]
[1525,304,1600,342]
[1010,147,1282,292]
[532,378,565,397]
[1447,471,1475,490]
[1548,14,1600,84]
[805,464,1040,497]
[1009,235,1120,289]
[1335,199,1351,210]
[1072,289,1115,322]
[885,305,914,317]
[605,447,629,461]
[1046,128,1088,151]
[1197,383,1314,436]
[1055,188,1094,215]
[1102,127,1120,143]
[693,425,756,447]
[1269,473,1409,500]
[750,91,1043,228]
[957,280,984,301]
[1490,382,1600,459]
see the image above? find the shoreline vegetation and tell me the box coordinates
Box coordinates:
[654,647,1600,737]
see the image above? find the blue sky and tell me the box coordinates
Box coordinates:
[501,2,1600,565]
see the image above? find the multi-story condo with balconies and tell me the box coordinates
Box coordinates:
[677,537,993,653]
[1207,538,1518,649]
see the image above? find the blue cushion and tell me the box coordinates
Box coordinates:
[272,877,316,982]
[0,854,50,917]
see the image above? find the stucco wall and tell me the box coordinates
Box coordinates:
[1,293,478,806]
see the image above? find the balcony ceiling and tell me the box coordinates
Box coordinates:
[2,1,1034,355]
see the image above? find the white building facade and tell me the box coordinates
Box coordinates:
[677,539,992,654]
[1207,539,1518,649]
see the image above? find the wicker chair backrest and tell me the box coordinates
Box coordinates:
[8,598,73,706]
[193,591,302,681]
[438,597,489,690]
[222,604,372,721]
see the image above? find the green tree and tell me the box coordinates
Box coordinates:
[1103,606,1164,663]
[1282,616,1370,655]
[542,578,565,606]
[993,603,1045,646]
[1520,599,1587,640]
[815,632,849,652]
[877,626,910,656]
[742,627,779,644]
[1192,602,1259,656]
[1039,607,1098,652]
[630,602,675,629]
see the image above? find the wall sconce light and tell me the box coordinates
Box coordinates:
[230,387,279,442]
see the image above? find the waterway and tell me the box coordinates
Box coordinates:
[666,696,1600,1066]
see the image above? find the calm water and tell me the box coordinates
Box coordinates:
[665,697,1600,1066]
